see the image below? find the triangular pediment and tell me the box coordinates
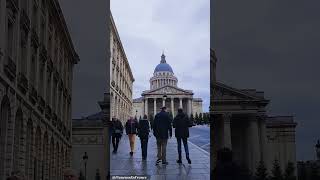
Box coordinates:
[142,85,193,95]
[214,82,266,101]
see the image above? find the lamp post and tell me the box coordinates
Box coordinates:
[163,94,167,107]
[83,152,88,180]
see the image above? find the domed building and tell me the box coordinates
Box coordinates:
[133,53,203,118]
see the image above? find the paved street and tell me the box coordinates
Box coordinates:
[188,125,210,153]
[110,132,210,180]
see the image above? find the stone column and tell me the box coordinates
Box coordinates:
[249,115,261,172]
[258,115,268,167]
[142,98,145,116]
[179,98,183,108]
[222,113,232,150]
[171,98,174,117]
[153,98,157,116]
[144,98,148,116]
[187,98,192,116]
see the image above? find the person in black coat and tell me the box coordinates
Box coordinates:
[111,117,123,153]
[173,108,192,164]
[138,114,150,160]
[125,116,139,156]
[153,107,172,165]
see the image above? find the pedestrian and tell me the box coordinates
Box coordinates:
[125,116,139,156]
[63,168,78,180]
[111,117,124,153]
[153,106,172,165]
[173,108,192,164]
[138,114,150,160]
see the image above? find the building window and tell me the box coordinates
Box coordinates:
[13,109,24,172]
[30,47,37,86]
[40,18,45,44]
[20,31,28,75]
[0,97,10,179]
[46,73,51,104]
[25,120,34,179]
[39,64,44,96]
[21,0,29,14]
[7,21,14,60]
[32,3,38,29]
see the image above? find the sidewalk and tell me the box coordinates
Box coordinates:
[110,133,210,180]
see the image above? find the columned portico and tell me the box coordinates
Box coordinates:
[132,53,203,120]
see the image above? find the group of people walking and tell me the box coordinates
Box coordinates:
[110,106,192,165]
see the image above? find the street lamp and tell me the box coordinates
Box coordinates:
[83,152,88,180]
[163,94,167,107]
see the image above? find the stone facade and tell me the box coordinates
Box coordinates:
[0,0,79,179]
[132,53,203,119]
[110,14,134,124]
[71,13,133,179]
[72,113,107,180]
[211,51,297,174]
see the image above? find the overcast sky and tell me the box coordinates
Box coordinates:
[212,0,320,161]
[111,0,210,112]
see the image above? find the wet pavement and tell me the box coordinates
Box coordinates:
[189,125,210,153]
[110,131,210,180]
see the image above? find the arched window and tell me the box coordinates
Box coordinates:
[42,133,49,179]
[13,109,24,172]
[0,96,10,179]
[25,120,34,179]
[49,138,54,180]
[34,127,42,180]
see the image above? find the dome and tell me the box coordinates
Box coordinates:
[154,53,174,73]
[154,63,173,73]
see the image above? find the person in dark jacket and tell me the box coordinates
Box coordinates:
[173,108,192,164]
[153,107,172,165]
[111,117,123,153]
[138,114,150,160]
[125,116,139,156]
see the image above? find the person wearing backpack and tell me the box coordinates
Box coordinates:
[173,108,192,164]
[138,114,151,160]
[111,117,124,153]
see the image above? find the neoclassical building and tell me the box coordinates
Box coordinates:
[71,13,134,179]
[133,53,203,119]
[0,0,79,179]
[110,14,134,123]
[211,49,297,174]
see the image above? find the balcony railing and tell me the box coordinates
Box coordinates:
[18,72,29,94]
[20,9,30,33]
[4,57,17,81]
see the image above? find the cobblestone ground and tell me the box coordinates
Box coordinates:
[110,133,210,180]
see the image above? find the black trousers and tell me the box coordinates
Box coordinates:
[140,137,149,158]
[112,135,121,151]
